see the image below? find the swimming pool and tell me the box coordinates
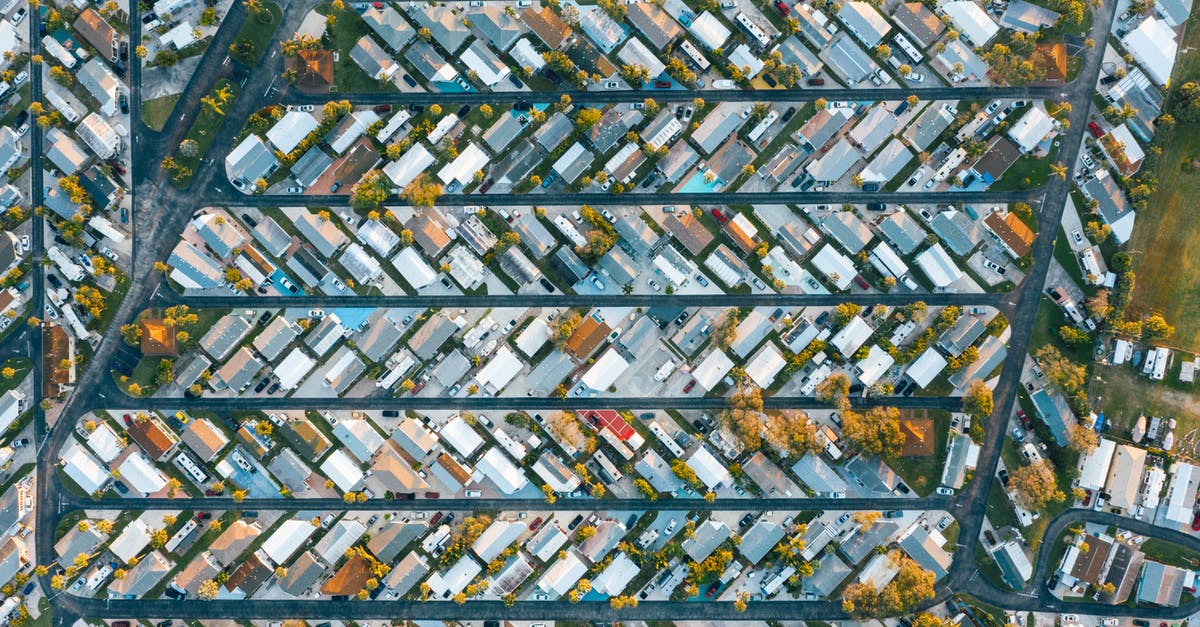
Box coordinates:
[329,308,373,331]
[270,269,303,296]
[680,170,726,193]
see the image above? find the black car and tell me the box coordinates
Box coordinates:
[457,105,471,117]
[739,514,755,527]
[119,41,129,60]
[267,382,280,394]
[21,582,34,595]
[815,311,830,326]
[999,469,1010,485]
[508,74,524,88]
[781,106,796,122]
[118,94,129,114]
[440,277,452,288]
[402,74,417,87]
[13,111,26,126]
[253,378,269,393]
[692,419,708,434]
[47,274,62,288]
[330,181,342,192]
[866,202,885,211]
[790,175,805,188]
[163,587,185,600]
[762,74,777,87]
[382,410,399,418]
[1048,573,1061,589]
[539,277,556,292]
[241,212,258,227]
[567,514,584,530]
[113,61,127,77]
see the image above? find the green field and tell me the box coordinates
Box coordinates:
[1127,20,1200,351]
[230,1,284,66]
[141,94,180,132]
[170,80,240,188]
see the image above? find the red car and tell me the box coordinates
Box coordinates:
[855,276,869,289]
[196,512,212,521]
[683,379,696,393]
[1088,121,1103,138]
[430,512,443,525]
[373,104,392,113]
[1082,489,1092,507]
[123,413,133,426]
[773,0,790,15]
[806,78,825,86]
[1192,511,1200,531]
[705,583,720,599]
[529,517,543,531]
[654,80,672,88]
[711,208,727,224]
[1017,410,1033,430]
[425,491,440,499]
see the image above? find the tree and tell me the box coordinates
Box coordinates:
[1034,345,1087,394]
[720,381,766,451]
[841,406,905,460]
[399,174,444,208]
[815,372,851,410]
[842,552,936,617]
[350,169,392,209]
[1068,424,1098,453]
[547,411,586,450]
[962,379,993,420]
[179,139,199,158]
[1010,459,1064,509]
[711,308,739,349]
[764,410,816,457]
[575,108,603,129]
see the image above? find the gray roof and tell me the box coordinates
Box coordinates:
[773,35,823,76]
[1082,172,1134,232]
[929,209,981,256]
[821,211,873,255]
[740,520,786,564]
[806,139,860,184]
[613,215,659,259]
[848,106,901,155]
[408,316,458,360]
[805,553,852,596]
[482,113,526,154]
[825,32,875,84]
[937,315,987,357]
[407,5,472,52]
[468,6,527,50]
[526,350,575,396]
[625,2,682,49]
[950,334,1007,389]
[350,35,397,79]
[433,349,471,387]
[691,102,747,155]
[369,521,429,564]
[795,108,853,151]
[682,520,730,562]
[511,213,557,258]
[998,0,1060,33]
[599,246,638,286]
[278,551,326,596]
[845,456,900,494]
[253,316,300,362]
[838,521,898,564]
[290,146,334,188]
[499,247,541,285]
[362,5,415,50]
[225,135,279,186]
[552,246,590,282]
[355,313,404,363]
[533,112,574,152]
[405,39,453,82]
[199,314,253,361]
[904,102,957,152]
[578,8,627,53]
[878,210,927,255]
[838,1,891,47]
[168,241,224,289]
[252,216,293,258]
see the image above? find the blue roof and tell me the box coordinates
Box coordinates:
[1031,389,1072,446]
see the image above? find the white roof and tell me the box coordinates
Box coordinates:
[905,347,948,388]
[617,37,667,78]
[745,343,786,388]
[830,316,873,357]
[510,38,547,71]
[1164,462,1200,524]
[475,345,523,393]
[915,243,964,288]
[537,551,587,597]
[689,11,731,49]
[275,348,316,390]
[267,111,319,154]
[728,43,765,77]
[688,445,732,489]
[109,515,153,563]
[1076,437,1116,491]
[1007,107,1054,152]
[460,44,511,85]
[159,21,199,50]
[855,344,895,386]
[811,244,856,290]
[942,1,999,44]
[332,419,385,463]
[1121,16,1177,86]
[473,520,527,563]
[86,423,124,463]
[581,347,630,391]
[319,449,365,492]
[118,453,168,495]
[383,144,436,188]
[427,556,483,598]
[261,519,319,565]
[693,350,735,391]
[392,246,438,288]
[592,552,640,596]
[515,318,551,357]
[441,416,485,457]
[437,142,489,187]
[869,242,909,278]
[60,440,108,494]
[476,447,529,494]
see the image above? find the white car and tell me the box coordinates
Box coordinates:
[332,279,346,292]
[297,104,316,112]
[935,486,955,495]
[1071,230,1084,245]
[18,235,28,252]
[308,309,325,318]
[44,304,59,320]
[590,275,606,291]
[905,72,923,83]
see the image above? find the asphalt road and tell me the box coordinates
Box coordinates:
[282,85,1076,106]
[218,189,1039,207]
[35,0,1197,622]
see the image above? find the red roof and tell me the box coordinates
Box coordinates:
[578,410,634,441]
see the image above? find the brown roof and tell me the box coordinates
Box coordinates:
[984,211,1034,257]
[288,49,335,89]
[436,451,472,486]
[521,6,572,49]
[1037,43,1068,82]
[972,136,1021,181]
[899,418,934,456]
[1069,535,1113,586]
[565,314,611,359]
[127,417,177,461]
[209,520,261,567]
[74,8,117,57]
[320,554,372,595]
[723,219,757,254]
[225,551,273,595]
[664,213,714,256]
[405,211,452,258]
[140,319,178,356]
[892,2,945,47]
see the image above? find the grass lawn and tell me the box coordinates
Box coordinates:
[992,141,1059,191]
[1088,363,1200,440]
[1142,538,1200,569]
[318,3,398,93]
[170,79,241,189]
[973,542,1012,591]
[0,358,31,394]
[141,94,179,132]
[230,1,284,66]
[985,478,1020,531]
[1126,24,1200,352]
[891,409,951,496]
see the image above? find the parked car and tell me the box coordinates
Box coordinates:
[711,208,727,223]
[806,77,825,86]
[1088,121,1104,138]
[683,379,696,393]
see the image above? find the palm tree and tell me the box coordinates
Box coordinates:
[1050,162,1067,180]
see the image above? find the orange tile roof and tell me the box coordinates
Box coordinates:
[565,315,611,359]
[320,554,372,595]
